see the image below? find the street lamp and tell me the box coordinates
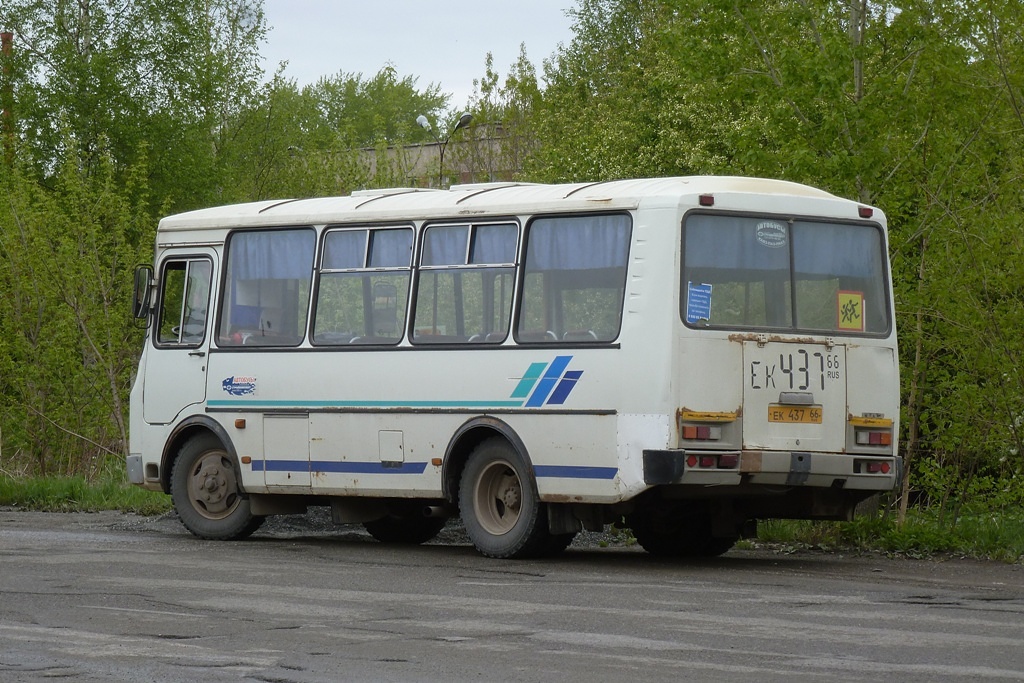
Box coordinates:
[416,112,473,188]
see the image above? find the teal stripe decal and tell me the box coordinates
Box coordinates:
[208,399,525,408]
[510,362,548,399]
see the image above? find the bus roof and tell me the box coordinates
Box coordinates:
[157,176,855,233]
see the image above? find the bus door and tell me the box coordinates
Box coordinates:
[742,340,846,453]
[143,251,216,424]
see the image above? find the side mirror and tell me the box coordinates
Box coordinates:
[132,265,154,319]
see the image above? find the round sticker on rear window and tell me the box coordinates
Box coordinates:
[756,221,788,248]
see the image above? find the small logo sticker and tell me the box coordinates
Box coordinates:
[755,221,788,248]
[222,376,256,396]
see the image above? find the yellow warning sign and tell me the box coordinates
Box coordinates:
[837,291,864,331]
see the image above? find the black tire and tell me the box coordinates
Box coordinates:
[170,433,264,540]
[627,503,736,558]
[364,515,446,545]
[543,531,578,556]
[459,437,566,559]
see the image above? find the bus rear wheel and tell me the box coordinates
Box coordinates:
[627,502,736,558]
[459,438,568,559]
[364,515,446,545]
[170,434,264,540]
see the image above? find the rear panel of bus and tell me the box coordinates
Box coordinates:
[668,207,899,517]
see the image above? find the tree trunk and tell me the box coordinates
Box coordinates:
[899,234,928,526]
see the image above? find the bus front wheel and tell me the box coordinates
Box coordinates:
[459,438,570,559]
[170,434,264,540]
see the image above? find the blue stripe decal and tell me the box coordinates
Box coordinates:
[525,355,573,407]
[547,370,583,405]
[534,465,618,480]
[253,460,428,475]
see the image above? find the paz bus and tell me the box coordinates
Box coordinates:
[128,176,900,559]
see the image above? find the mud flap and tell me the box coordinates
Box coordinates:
[785,452,812,485]
[642,449,687,485]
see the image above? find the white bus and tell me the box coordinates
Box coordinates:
[129,176,900,559]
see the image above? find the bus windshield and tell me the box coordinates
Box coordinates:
[682,213,890,335]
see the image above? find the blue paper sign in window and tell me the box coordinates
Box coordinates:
[686,281,713,324]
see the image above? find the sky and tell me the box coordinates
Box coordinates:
[260,1,578,109]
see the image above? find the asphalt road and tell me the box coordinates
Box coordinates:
[1,508,1023,683]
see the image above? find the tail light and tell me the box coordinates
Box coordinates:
[682,425,722,441]
[679,410,737,444]
[685,453,740,469]
[855,459,892,474]
[855,430,892,446]
[849,415,894,452]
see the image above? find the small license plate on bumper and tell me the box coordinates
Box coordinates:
[768,405,823,424]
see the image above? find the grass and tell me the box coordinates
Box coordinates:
[0,473,172,515]
[755,510,1024,563]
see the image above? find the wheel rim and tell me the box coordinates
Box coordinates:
[185,449,241,520]
[472,459,522,536]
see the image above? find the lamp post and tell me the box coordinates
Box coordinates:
[416,112,472,188]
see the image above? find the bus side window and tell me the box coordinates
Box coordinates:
[517,214,631,344]
[411,222,517,345]
[156,259,212,346]
[218,229,315,347]
[313,227,413,346]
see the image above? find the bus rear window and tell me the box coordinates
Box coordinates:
[682,214,890,335]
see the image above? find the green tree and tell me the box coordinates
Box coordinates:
[0,146,153,476]
[218,67,450,200]
[303,66,448,148]
[462,47,544,181]
[0,0,267,211]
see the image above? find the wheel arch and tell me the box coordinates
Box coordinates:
[160,415,238,494]
[441,416,531,505]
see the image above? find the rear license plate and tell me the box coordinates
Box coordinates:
[768,405,823,424]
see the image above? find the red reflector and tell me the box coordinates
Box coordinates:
[858,206,873,218]
[686,454,698,468]
[881,462,891,474]
[700,455,716,468]
[866,462,882,473]
[699,194,714,206]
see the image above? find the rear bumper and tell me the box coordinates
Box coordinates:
[643,449,901,491]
